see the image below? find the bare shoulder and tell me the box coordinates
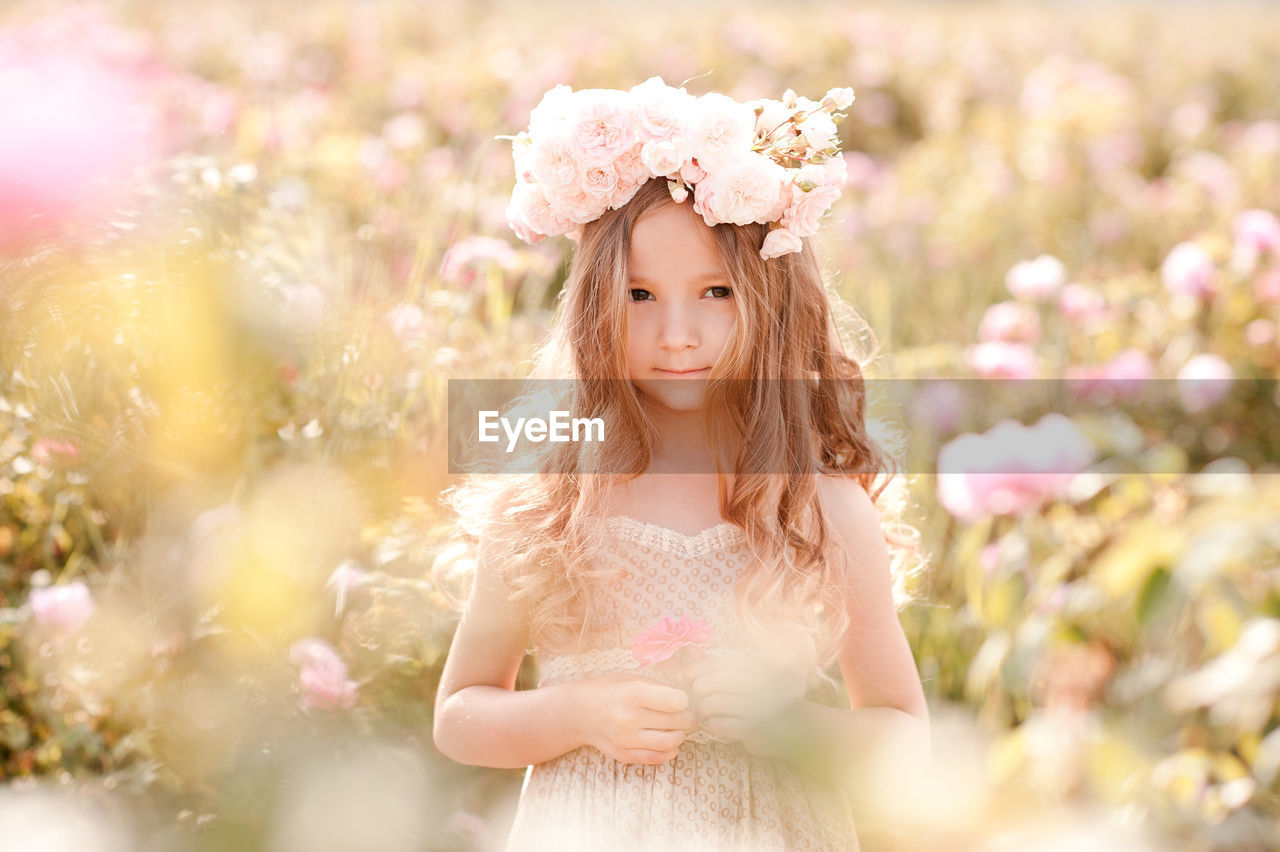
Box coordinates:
[813,473,887,565]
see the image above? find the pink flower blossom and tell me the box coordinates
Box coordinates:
[686,92,757,171]
[1255,268,1280,303]
[966,341,1040,379]
[632,616,715,668]
[628,76,695,144]
[937,414,1096,522]
[289,637,359,711]
[1057,283,1109,324]
[567,92,636,168]
[693,153,788,227]
[30,438,80,464]
[780,180,841,238]
[1245,319,1275,347]
[1177,353,1233,414]
[326,560,374,617]
[1064,348,1154,403]
[1161,241,1217,300]
[1232,209,1280,274]
[386,303,426,341]
[29,581,95,640]
[1005,255,1066,302]
[760,228,802,259]
[909,380,966,436]
[439,236,519,290]
[978,301,1040,344]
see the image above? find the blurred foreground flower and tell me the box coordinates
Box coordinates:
[937,413,1097,521]
[28,581,95,642]
[0,42,160,249]
[288,637,359,711]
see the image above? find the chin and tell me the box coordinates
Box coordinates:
[634,380,709,412]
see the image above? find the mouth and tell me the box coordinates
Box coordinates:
[655,368,710,376]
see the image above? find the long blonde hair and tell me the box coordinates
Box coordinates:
[440,177,924,686]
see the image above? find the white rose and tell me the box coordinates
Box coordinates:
[629,76,696,143]
[531,135,581,188]
[641,138,689,177]
[687,92,756,171]
[528,85,575,139]
[693,153,787,226]
[798,110,838,151]
[748,98,793,145]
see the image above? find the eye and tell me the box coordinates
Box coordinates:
[705,285,733,299]
[628,288,653,302]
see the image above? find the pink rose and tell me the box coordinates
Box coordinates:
[632,616,715,668]
[1058,283,1109,324]
[567,92,636,167]
[1232,208,1280,274]
[289,637,359,711]
[1161,241,1217,300]
[1256,268,1280,303]
[580,163,620,201]
[1065,348,1153,403]
[679,159,707,185]
[978,301,1040,344]
[530,136,581,189]
[966,341,1040,379]
[1177,353,1233,413]
[781,181,841,238]
[937,414,1096,522]
[760,228,803,259]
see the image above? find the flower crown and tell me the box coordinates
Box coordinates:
[499,77,855,259]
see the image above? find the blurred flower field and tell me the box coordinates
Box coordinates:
[1,1,1279,850]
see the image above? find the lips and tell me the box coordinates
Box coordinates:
[656,368,709,376]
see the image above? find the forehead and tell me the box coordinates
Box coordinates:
[628,203,724,275]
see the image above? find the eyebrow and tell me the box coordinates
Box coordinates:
[627,272,729,282]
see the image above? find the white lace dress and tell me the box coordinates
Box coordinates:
[502,516,859,851]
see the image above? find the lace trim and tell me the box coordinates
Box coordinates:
[603,515,745,559]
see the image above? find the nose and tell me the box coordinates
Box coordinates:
[658,304,698,352]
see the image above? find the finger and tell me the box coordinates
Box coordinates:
[634,707,696,731]
[636,682,689,713]
[630,728,686,752]
[687,667,754,700]
[700,714,753,742]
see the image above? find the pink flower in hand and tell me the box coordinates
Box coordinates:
[631,615,714,668]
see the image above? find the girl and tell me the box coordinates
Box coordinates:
[433,79,930,851]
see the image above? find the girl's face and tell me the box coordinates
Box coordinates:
[625,201,737,412]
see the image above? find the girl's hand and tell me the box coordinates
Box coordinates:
[680,649,808,759]
[578,672,699,765]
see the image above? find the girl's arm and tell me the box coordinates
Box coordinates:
[799,473,932,787]
[432,535,590,769]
